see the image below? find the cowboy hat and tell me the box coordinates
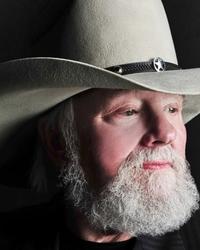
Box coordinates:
[1,0,200,209]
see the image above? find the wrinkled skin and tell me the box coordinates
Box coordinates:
[73,89,186,190]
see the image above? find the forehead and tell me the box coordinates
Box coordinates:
[73,88,183,110]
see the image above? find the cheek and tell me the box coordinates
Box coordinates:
[90,122,145,177]
[175,124,187,157]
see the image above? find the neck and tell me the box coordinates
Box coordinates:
[64,206,132,243]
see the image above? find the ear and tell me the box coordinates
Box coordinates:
[38,120,66,168]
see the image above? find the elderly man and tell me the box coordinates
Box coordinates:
[1,0,200,249]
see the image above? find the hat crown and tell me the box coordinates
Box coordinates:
[61,0,177,68]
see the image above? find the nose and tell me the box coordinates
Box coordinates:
[141,112,177,148]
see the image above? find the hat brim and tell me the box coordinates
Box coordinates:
[1,57,200,152]
[1,56,200,209]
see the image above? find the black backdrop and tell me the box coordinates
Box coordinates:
[162,0,200,191]
[0,0,199,208]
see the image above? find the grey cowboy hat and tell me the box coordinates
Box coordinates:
[1,0,200,209]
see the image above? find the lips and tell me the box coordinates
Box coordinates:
[143,161,171,170]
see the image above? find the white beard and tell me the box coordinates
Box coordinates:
[60,145,199,237]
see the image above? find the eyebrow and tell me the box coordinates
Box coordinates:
[104,92,184,112]
[101,92,140,114]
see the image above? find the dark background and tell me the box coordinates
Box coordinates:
[162,0,200,190]
[0,0,199,209]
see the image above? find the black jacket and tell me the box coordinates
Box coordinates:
[0,193,200,250]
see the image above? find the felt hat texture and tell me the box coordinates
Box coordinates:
[1,0,200,209]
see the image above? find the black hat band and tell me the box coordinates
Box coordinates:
[106,57,181,75]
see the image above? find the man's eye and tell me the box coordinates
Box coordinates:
[102,107,140,122]
[120,109,138,116]
[167,107,178,113]
[124,109,137,116]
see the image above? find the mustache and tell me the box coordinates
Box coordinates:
[121,145,187,172]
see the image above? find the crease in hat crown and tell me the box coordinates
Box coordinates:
[61,0,178,68]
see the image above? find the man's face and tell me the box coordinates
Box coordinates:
[61,88,199,236]
[73,89,186,190]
